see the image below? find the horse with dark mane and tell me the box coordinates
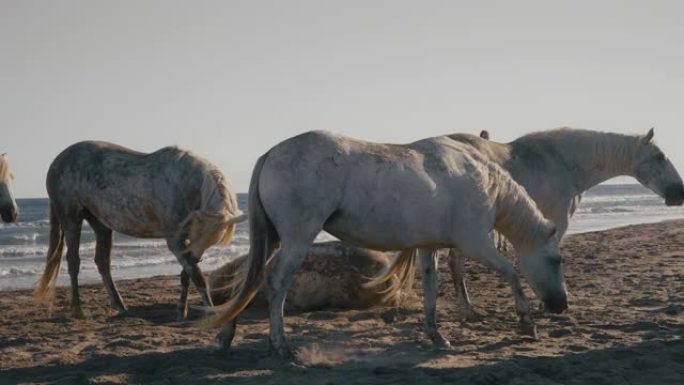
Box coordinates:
[35,141,245,319]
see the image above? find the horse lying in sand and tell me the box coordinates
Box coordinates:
[35,141,246,319]
[210,130,567,359]
[0,153,18,223]
[209,241,403,311]
[375,127,684,320]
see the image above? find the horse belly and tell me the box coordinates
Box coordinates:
[86,198,167,239]
[323,204,448,250]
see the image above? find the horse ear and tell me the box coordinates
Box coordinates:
[641,127,655,144]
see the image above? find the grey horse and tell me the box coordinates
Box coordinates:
[35,141,245,318]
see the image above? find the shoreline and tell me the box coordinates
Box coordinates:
[2,216,684,292]
[1,219,683,384]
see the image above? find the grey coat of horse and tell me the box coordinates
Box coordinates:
[0,154,18,223]
[379,128,684,320]
[210,131,567,359]
[35,141,245,318]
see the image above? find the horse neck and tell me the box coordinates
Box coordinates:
[490,166,552,253]
[522,130,640,191]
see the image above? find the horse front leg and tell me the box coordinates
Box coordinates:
[89,218,127,316]
[176,269,190,320]
[457,236,537,338]
[180,254,213,308]
[418,248,450,348]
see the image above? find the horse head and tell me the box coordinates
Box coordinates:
[632,128,684,206]
[0,154,18,223]
[517,225,568,314]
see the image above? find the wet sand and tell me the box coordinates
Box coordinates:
[1,220,683,384]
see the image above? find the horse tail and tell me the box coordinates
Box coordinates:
[362,249,417,305]
[34,202,65,310]
[208,152,279,328]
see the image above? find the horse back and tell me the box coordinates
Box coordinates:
[47,141,204,237]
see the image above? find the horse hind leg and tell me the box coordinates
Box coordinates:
[63,217,86,318]
[419,248,450,348]
[267,240,312,359]
[88,216,127,315]
[447,248,484,321]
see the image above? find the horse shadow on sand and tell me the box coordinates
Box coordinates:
[3,318,682,385]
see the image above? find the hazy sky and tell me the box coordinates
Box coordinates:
[2,0,683,197]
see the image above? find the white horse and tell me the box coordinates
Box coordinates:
[210,131,566,359]
[378,128,684,320]
[35,141,246,319]
[0,153,18,223]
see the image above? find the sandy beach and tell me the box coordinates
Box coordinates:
[1,220,682,384]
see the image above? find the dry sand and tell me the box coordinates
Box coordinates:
[1,220,683,384]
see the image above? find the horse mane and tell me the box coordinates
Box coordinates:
[477,156,554,253]
[156,147,239,249]
[514,128,641,179]
[200,167,239,244]
[0,155,10,182]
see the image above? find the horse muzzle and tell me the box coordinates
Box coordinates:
[665,184,684,206]
[0,205,17,223]
[543,295,568,314]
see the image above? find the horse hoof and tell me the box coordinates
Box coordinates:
[462,308,486,322]
[71,307,88,319]
[209,345,231,357]
[110,306,129,317]
[285,361,308,372]
[269,343,294,361]
[517,321,538,339]
[215,332,235,351]
[429,333,452,349]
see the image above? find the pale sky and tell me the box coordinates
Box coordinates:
[2,0,683,198]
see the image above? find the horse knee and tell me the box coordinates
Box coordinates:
[180,270,190,286]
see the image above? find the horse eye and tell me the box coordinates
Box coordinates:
[655,153,665,162]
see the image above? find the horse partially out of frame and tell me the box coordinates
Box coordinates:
[0,153,18,223]
[376,127,684,321]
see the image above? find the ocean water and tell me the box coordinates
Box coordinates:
[1,185,683,290]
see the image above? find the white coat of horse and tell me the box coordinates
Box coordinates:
[210,131,566,358]
[378,128,684,320]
